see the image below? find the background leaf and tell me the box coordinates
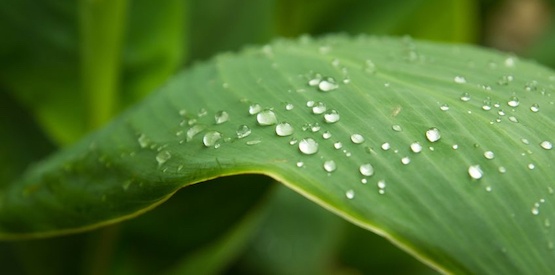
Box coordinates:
[2,35,554,274]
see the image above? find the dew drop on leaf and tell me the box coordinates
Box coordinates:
[528,163,535,170]
[285,103,294,110]
[323,160,337,173]
[454,76,467,84]
[410,142,422,153]
[460,92,471,102]
[468,165,483,180]
[318,77,338,92]
[203,131,222,147]
[359,163,374,176]
[345,189,355,199]
[440,104,449,111]
[306,100,315,107]
[322,131,332,139]
[351,134,365,144]
[484,151,495,160]
[324,109,340,123]
[138,134,150,148]
[540,141,553,150]
[507,96,520,107]
[312,102,327,114]
[392,125,402,132]
[215,111,230,124]
[249,104,262,115]
[257,109,277,126]
[333,141,343,149]
[156,151,171,166]
[381,142,391,151]
[296,161,304,168]
[236,125,251,139]
[530,104,540,113]
[299,138,319,155]
[275,122,294,136]
[187,125,206,142]
[425,128,441,142]
[401,157,411,165]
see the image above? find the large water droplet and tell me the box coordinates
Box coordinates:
[312,102,327,114]
[318,77,338,92]
[249,104,262,115]
[351,134,365,144]
[540,140,553,150]
[156,150,171,166]
[203,131,222,147]
[345,189,355,199]
[507,96,520,107]
[236,125,251,139]
[454,76,467,84]
[299,138,318,155]
[324,109,340,123]
[215,111,230,124]
[257,110,277,126]
[410,142,422,153]
[425,128,441,142]
[359,163,374,176]
[468,165,483,179]
[275,122,294,136]
[323,160,337,173]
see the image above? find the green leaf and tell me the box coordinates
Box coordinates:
[2,35,555,273]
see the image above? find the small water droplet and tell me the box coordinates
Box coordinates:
[323,160,337,173]
[236,125,252,139]
[359,163,374,176]
[454,76,467,84]
[540,141,553,150]
[299,138,318,155]
[521,138,530,145]
[381,142,391,151]
[482,99,492,111]
[468,165,483,180]
[410,142,423,153]
[289,138,298,145]
[425,128,441,143]
[306,100,315,107]
[392,125,402,132]
[197,108,208,117]
[324,109,340,123]
[308,74,322,86]
[498,166,507,173]
[507,96,520,107]
[440,104,450,111]
[322,131,332,139]
[484,151,495,160]
[452,144,459,150]
[528,163,535,170]
[138,134,150,148]
[486,186,492,192]
[285,103,294,110]
[187,125,206,142]
[530,104,540,113]
[275,122,294,136]
[310,123,321,132]
[333,141,343,149]
[257,109,277,126]
[498,109,506,116]
[377,179,386,189]
[345,189,355,199]
[203,131,222,147]
[531,206,539,215]
[497,75,514,85]
[215,110,230,124]
[312,102,327,114]
[156,150,171,166]
[249,104,262,115]
[296,161,304,168]
[246,139,261,145]
[460,92,471,102]
[508,116,518,123]
[318,77,339,92]
[401,157,411,165]
[351,134,365,144]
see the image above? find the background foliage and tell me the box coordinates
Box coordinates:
[1,0,554,274]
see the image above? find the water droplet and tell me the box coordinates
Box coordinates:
[322,131,332,139]
[324,109,340,123]
[275,122,294,136]
[507,96,520,107]
[249,104,262,115]
[138,134,150,148]
[425,128,441,143]
[306,100,315,107]
[484,151,495,160]
[482,99,492,111]
[323,160,337,173]
[156,151,171,166]
[460,92,471,102]
[452,144,459,150]
[308,74,322,86]
[296,161,304,168]
[351,134,365,144]
[312,102,327,114]
[359,163,374,176]
[468,165,483,180]
[187,125,206,142]
[401,157,411,165]
[497,75,514,85]
[498,166,507,173]
[236,125,251,139]
[440,104,450,111]
[509,116,519,123]
[531,206,539,215]
[197,108,208,117]
[504,56,516,67]
[215,111,230,124]
[289,138,298,145]
[528,163,535,170]
[257,110,277,126]
[310,123,321,132]
[521,138,530,145]
[345,189,355,199]
[285,103,294,110]
[381,142,391,151]
[454,76,467,84]
[540,141,553,150]
[526,104,540,114]
[333,141,343,149]
[410,142,422,153]
[392,125,402,132]
[203,131,222,147]
[486,186,492,192]
[246,139,261,145]
[318,77,339,92]
[377,179,386,189]
[299,138,318,155]
[498,109,506,116]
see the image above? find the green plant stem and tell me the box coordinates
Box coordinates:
[80,0,128,130]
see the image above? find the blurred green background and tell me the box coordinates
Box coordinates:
[0,0,554,274]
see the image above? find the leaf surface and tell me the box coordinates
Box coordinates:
[2,35,555,273]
